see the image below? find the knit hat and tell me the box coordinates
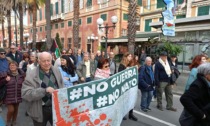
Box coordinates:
[0,48,6,53]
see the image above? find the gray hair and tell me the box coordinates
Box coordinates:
[145,57,152,63]
[197,63,210,75]
[38,52,52,61]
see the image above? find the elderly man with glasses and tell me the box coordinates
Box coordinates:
[6,45,22,65]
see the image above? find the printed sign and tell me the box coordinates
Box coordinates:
[162,0,175,36]
[52,67,138,126]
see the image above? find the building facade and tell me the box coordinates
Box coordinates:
[138,0,210,66]
[27,0,142,53]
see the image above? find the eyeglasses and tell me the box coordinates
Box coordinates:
[0,53,6,55]
[10,48,15,50]
[104,65,110,68]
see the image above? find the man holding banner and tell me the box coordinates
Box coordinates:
[21,52,64,126]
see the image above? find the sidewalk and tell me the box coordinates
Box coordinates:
[173,72,189,95]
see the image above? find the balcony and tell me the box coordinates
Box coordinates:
[192,0,210,7]
[140,4,166,15]
[51,13,65,22]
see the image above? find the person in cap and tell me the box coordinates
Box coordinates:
[169,54,180,84]
[154,51,177,111]
[6,45,22,65]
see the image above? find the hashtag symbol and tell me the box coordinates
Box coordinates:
[97,96,108,107]
[70,88,83,101]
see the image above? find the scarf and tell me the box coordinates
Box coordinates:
[159,58,172,77]
[39,68,58,106]
[146,65,154,82]
[94,68,110,79]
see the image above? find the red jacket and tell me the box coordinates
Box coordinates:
[0,69,25,104]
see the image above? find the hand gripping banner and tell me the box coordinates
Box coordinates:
[52,67,138,126]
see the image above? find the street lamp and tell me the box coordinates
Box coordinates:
[97,16,118,58]
[87,34,98,53]
[23,33,29,50]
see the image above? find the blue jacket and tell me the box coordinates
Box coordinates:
[185,68,197,91]
[58,67,79,88]
[138,65,154,91]
[154,61,171,86]
[0,58,8,73]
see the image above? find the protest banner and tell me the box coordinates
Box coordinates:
[162,0,175,36]
[52,67,138,126]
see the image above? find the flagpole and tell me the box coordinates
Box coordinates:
[54,38,61,57]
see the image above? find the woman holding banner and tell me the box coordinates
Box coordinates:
[118,52,138,121]
[59,55,79,87]
[94,58,110,80]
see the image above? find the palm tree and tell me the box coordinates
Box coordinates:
[18,1,25,49]
[127,0,137,55]
[73,0,80,52]
[7,10,12,47]
[45,0,51,51]
[0,4,6,47]
[27,0,45,50]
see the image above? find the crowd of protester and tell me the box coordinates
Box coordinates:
[0,45,210,126]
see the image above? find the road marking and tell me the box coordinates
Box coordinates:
[133,110,177,126]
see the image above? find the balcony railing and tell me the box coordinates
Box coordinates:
[51,13,65,21]
[192,0,210,7]
[141,4,166,14]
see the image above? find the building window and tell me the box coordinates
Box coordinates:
[159,17,163,21]
[51,25,53,30]
[55,2,59,14]
[79,19,82,25]
[50,4,53,16]
[45,26,47,31]
[157,0,165,8]
[145,19,152,32]
[39,9,42,21]
[55,24,58,29]
[68,38,72,48]
[79,37,81,48]
[61,38,64,48]
[80,0,84,9]
[86,0,92,7]
[177,0,184,5]
[31,29,33,33]
[69,0,73,12]
[45,6,46,19]
[61,22,64,28]
[121,29,127,36]
[61,0,64,13]
[176,15,186,19]
[40,27,42,32]
[87,17,92,24]
[198,6,210,16]
[101,14,107,21]
[68,21,72,27]
[123,13,128,21]
[137,0,142,6]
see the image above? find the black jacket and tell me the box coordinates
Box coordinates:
[180,74,210,125]
[118,64,126,72]
[154,61,171,86]
[6,51,22,65]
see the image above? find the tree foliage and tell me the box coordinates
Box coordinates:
[156,39,183,56]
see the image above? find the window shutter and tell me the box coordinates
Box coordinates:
[50,4,53,16]
[157,0,165,8]
[198,6,209,16]
[138,0,142,6]
[55,2,59,14]
[101,14,107,21]
[145,19,152,32]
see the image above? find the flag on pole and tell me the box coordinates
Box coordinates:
[50,39,61,58]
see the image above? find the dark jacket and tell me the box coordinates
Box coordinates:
[154,61,171,86]
[69,54,76,65]
[138,65,154,91]
[0,69,25,104]
[180,74,210,125]
[109,58,117,75]
[118,64,126,72]
[6,51,22,65]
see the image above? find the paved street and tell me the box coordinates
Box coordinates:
[0,71,188,126]
[0,92,183,126]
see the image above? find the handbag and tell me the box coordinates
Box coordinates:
[179,108,195,126]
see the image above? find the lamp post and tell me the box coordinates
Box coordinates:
[97,16,118,58]
[87,34,98,53]
[23,33,29,50]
